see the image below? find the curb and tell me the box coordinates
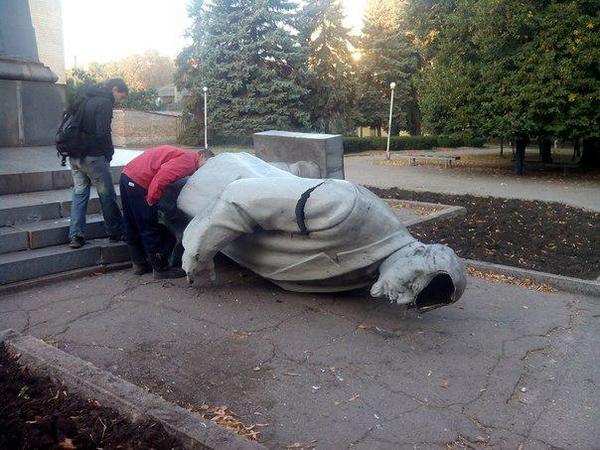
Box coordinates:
[383,199,467,227]
[0,329,265,450]
[0,262,132,296]
[464,259,600,298]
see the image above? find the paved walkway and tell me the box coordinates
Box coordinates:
[1,261,598,449]
[345,152,600,211]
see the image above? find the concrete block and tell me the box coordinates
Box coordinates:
[253,130,345,179]
[0,245,101,284]
[100,241,130,264]
[0,171,54,195]
[0,80,65,147]
[0,80,20,146]
[0,227,28,254]
[16,215,106,249]
[20,81,65,146]
[51,169,75,190]
[59,191,121,217]
[110,165,124,182]
[0,202,61,226]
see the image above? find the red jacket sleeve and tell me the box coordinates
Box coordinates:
[146,153,199,205]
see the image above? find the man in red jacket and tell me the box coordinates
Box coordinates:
[120,145,208,278]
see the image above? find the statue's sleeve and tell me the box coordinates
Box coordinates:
[181,177,310,274]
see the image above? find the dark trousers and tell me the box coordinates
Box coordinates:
[120,174,162,256]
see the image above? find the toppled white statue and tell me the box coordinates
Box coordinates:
[177,152,466,312]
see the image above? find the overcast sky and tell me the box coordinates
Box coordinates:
[62,0,367,68]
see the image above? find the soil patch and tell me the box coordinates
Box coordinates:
[0,344,183,449]
[371,187,600,280]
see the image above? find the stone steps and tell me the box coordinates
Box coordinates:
[0,240,129,285]
[0,185,121,226]
[0,147,139,286]
[0,214,106,254]
[0,165,124,195]
[0,188,129,284]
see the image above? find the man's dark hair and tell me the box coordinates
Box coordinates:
[105,78,129,94]
[198,148,215,159]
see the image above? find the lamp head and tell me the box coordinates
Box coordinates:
[390,82,396,89]
[203,86,208,92]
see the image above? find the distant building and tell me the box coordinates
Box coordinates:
[156,84,189,110]
[356,126,389,138]
[28,0,66,84]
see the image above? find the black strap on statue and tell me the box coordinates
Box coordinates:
[294,182,325,235]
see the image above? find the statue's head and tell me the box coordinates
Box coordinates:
[370,243,466,313]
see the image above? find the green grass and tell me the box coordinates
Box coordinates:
[180,145,254,155]
[210,145,254,154]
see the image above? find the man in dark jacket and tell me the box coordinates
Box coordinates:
[68,78,128,248]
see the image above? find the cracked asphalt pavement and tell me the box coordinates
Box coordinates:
[1,257,598,449]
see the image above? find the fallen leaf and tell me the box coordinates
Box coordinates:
[229,330,251,339]
[440,380,449,389]
[59,438,76,449]
[18,386,30,399]
[335,393,360,405]
[286,439,318,449]
[189,404,264,441]
[25,415,43,424]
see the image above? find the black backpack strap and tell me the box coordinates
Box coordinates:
[59,152,67,167]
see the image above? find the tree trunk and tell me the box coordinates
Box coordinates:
[579,137,600,168]
[572,139,581,160]
[500,138,504,157]
[539,137,552,163]
[407,102,422,136]
[513,134,529,175]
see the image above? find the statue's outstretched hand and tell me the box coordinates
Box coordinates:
[185,257,216,285]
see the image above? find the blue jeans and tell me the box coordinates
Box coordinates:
[119,174,161,255]
[69,156,123,238]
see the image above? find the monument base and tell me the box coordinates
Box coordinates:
[0,78,65,147]
[253,130,345,179]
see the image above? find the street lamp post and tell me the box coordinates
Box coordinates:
[203,86,208,150]
[386,81,396,160]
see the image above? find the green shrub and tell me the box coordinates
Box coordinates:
[177,130,486,151]
[176,127,254,147]
[343,135,485,153]
[343,136,438,153]
[212,135,254,147]
[437,135,486,148]
[120,88,158,111]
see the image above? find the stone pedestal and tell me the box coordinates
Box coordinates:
[253,130,345,179]
[0,0,65,147]
[0,78,65,146]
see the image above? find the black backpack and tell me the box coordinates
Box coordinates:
[56,99,88,166]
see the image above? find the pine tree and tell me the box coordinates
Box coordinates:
[298,0,357,133]
[357,0,421,135]
[176,0,309,138]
